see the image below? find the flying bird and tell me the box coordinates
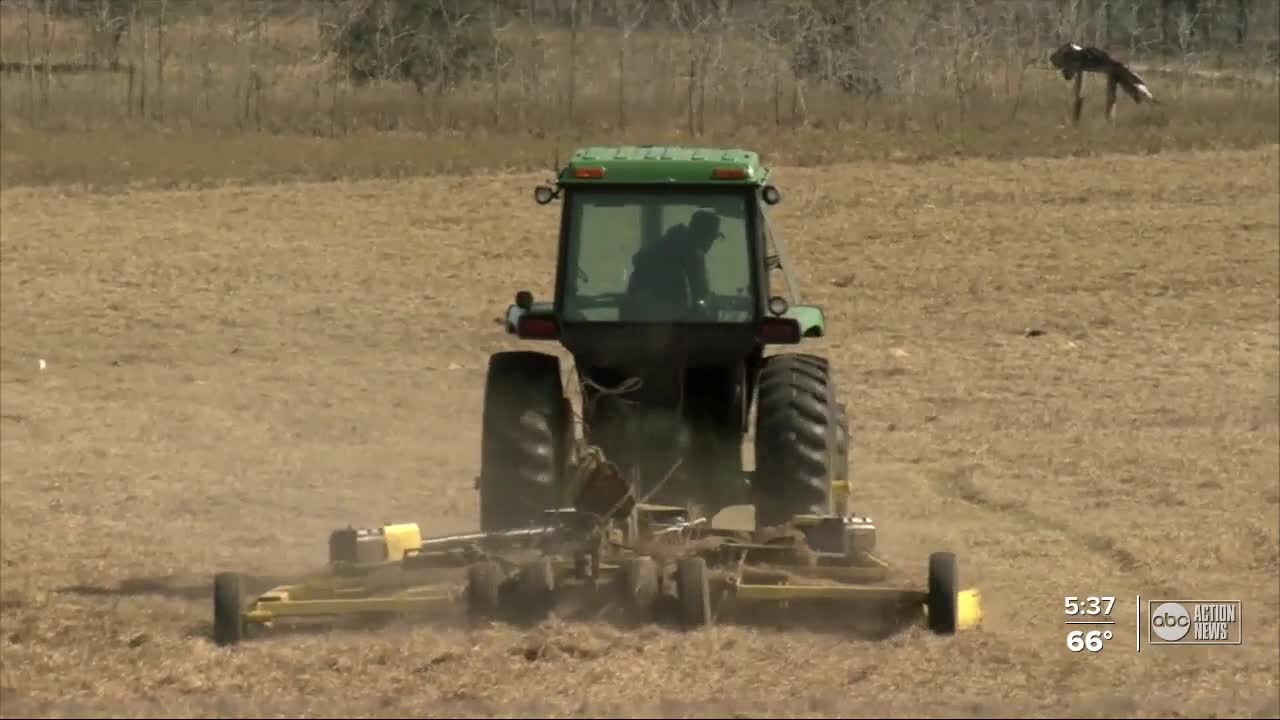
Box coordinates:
[1050,42,1158,105]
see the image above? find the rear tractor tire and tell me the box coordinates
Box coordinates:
[675,557,713,629]
[753,353,844,527]
[478,351,572,533]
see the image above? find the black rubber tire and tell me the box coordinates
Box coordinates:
[518,557,557,620]
[832,402,851,515]
[927,551,959,635]
[479,351,570,533]
[752,353,840,527]
[834,402,850,483]
[466,561,504,619]
[212,572,245,647]
[618,556,660,624]
[676,557,712,629]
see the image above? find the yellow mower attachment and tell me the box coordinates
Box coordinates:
[213,522,463,646]
[212,507,985,646]
[700,550,982,635]
[955,589,983,631]
[328,522,424,566]
[243,582,456,624]
[729,583,982,633]
[213,569,460,646]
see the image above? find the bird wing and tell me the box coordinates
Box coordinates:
[1109,57,1157,103]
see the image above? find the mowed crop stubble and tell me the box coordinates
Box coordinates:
[0,147,1277,718]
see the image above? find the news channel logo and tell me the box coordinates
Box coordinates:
[1147,600,1243,646]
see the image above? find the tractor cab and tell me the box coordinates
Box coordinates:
[506,146,824,369]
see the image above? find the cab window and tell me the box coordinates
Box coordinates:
[562,189,753,323]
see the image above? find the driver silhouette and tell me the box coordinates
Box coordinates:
[625,209,722,317]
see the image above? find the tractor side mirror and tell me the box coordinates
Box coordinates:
[762,185,782,205]
[534,185,557,204]
[515,290,534,310]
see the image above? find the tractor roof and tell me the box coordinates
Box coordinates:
[557,145,768,186]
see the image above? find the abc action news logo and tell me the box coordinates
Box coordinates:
[1148,600,1243,646]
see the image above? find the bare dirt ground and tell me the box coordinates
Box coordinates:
[1,147,1278,718]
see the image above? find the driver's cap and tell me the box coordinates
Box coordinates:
[690,209,724,239]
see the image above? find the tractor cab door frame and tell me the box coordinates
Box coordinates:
[758,199,802,307]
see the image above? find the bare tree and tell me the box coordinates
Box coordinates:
[1235,0,1249,47]
[91,0,129,68]
[741,1,804,127]
[938,0,997,121]
[156,0,166,122]
[25,0,36,122]
[135,0,146,118]
[614,0,650,130]
[567,0,579,126]
[488,0,513,128]
[41,0,54,110]
[667,0,720,136]
[521,0,542,128]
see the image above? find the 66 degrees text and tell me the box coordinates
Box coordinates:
[1064,596,1116,653]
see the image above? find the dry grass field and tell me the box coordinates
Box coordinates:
[1,146,1278,717]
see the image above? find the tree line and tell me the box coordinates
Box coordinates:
[2,0,1274,137]
[22,0,1278,90]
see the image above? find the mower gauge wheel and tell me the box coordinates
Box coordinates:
[466,561,504,619]
[926,551,959,635]
[619,556,660,624]
[676,557,713,629]
[519,558,557,619]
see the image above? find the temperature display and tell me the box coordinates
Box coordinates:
[1067,629,1113,652]
[1065,595,1118,654]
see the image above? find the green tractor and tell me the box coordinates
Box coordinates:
[480,146,850,532]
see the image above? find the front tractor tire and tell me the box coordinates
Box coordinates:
[752,353,844,528]
[479,351,571,533]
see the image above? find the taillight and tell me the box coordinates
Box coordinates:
[711,167,748,180]
[572,166,606,179]
[517,315,559,340]
[758,317,801,344]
